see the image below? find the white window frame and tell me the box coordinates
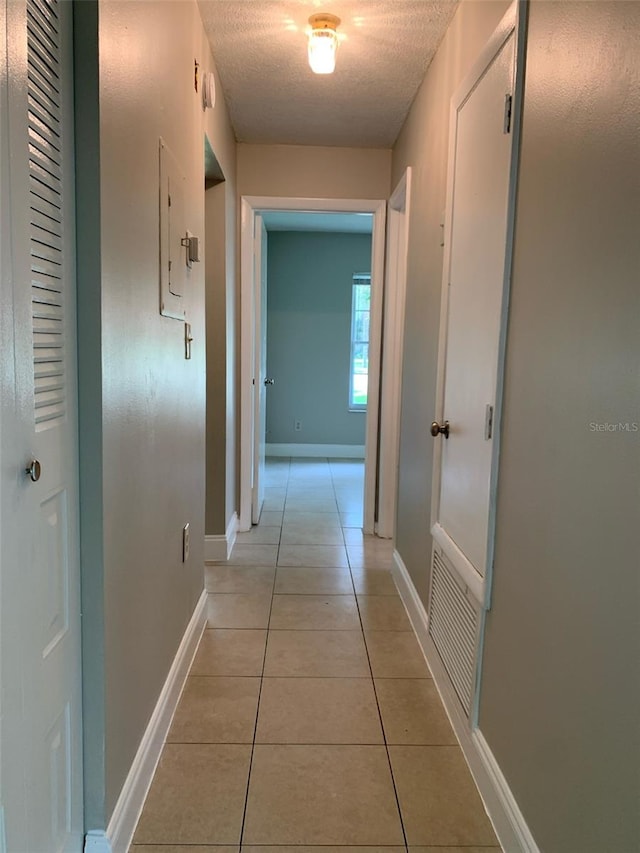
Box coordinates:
[349,273,371,411]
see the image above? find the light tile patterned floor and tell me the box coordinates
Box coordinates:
[130,458,500,852]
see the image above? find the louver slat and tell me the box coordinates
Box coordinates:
[28,0,65,428]
[27,0,58,42]
[428,550,479,716]
[29,114,61,161]
[28,90,60,137]
[31,0,59,24]
[31,207,62,239]
[28,78,61,126]
[29,170,61,209]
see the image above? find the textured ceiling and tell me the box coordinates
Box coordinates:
[198,1,458,148]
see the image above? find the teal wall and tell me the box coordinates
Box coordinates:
[266,231,371,446]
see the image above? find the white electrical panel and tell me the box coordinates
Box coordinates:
[159,138,190,320]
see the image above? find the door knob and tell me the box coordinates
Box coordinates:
[430,420,450,439]
[25,459,42,482]
[264,378,275,386]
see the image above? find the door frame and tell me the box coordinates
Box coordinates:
[239,195,387,534]
[251,214,268,524]
[376,168,412,539]
[430,1,524,611]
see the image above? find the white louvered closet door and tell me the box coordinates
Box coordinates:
[1,0,83,849]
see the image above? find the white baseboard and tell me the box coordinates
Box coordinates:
[204,512,238,562]
[391,548,431,655]
[266,443,365,459]
[391,548,538,853]
[83,831,111,853]
[473,730,540,852]
[85,591,208,853]
[0,807,7,853]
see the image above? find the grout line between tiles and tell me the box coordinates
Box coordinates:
[226,458,410,848]
[237,546,278,848]
[351,567,410,852]
[330,459,350,554]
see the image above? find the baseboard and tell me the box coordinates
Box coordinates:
[0,807,6,853]
[86,590,208,853]
[392,548,538,853]
[391,548,431,655]
[473,730,540,852]
[83,831,111,853]
[204,512,238,562]
[266,443,365,458]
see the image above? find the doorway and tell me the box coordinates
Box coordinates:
[260,214,374,529]
[240,196,386,536]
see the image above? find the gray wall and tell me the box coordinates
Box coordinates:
[480,3,640,850]
[392,0,640,849]
[266,231,371,446]
[75,0,237,828]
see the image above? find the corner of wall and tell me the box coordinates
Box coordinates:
[73,0,108,830]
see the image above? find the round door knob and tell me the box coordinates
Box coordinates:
[264,378,275,386]
[26,459,42,482]
[430,420,450,439]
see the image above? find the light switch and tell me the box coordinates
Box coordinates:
[182,232,200,268]
[188,234,200,264]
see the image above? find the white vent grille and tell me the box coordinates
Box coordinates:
[428,549,479,716]
[28,0,65,429]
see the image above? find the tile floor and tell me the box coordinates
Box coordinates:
[130,457,500,852]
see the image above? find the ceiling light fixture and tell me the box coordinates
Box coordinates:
[307,13,341,75]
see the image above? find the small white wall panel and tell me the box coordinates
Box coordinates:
[159,137,190,319]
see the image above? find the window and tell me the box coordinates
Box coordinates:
[349,274,371,410]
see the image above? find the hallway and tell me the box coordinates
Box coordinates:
[130,458,499,851]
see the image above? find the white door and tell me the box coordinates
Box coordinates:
[251,216,268,523]
[0,1,83,849]
[432,26,516,584]
[377,168,411,539]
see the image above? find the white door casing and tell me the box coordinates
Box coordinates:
[0,1,83,849]
[0,0,7,842]
[431,5,520,602]
[251,215,268,524]
[239,196,386,534]
[377,168,412,540]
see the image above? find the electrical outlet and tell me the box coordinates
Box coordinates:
[294,419,302,432]
[182,523,190,562]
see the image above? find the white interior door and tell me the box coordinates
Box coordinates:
[0,1,83,849]
[432,26,516,585]
[377,168,411,539]
[251,216,268,524]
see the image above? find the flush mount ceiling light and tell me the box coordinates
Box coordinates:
[307,13,341,75]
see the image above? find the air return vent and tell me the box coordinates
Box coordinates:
[28,0,66,429]
[428,549,480,716]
